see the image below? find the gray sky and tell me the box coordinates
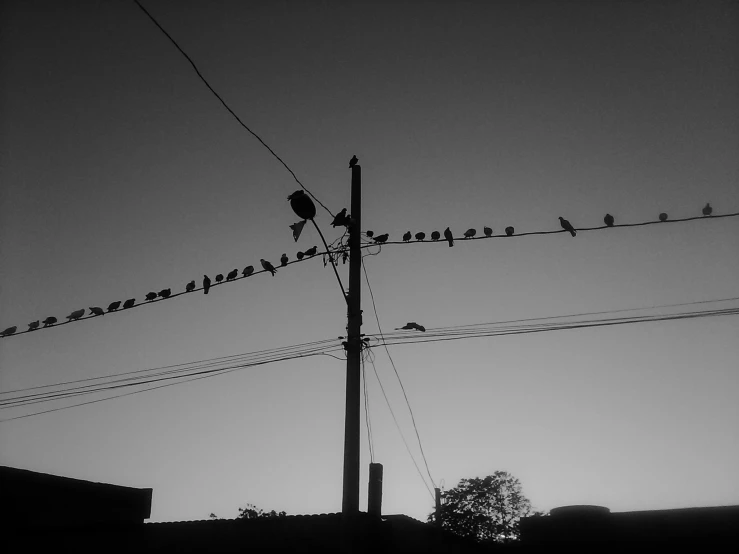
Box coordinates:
[1,0,738,522]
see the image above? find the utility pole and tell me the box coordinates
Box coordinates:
[342,164,362,515]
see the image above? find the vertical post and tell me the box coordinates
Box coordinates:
[368,463,383,517]
[435,488,442,528]
[342,164,362,515]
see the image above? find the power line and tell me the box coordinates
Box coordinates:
[131,0,334,218]
[362,260,437,490]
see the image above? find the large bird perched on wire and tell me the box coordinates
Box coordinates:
[464,228,476,239]
[203,275,211,294]
[42,317,57,327]
[107,301,121,312]
[304,245,318,257]
[67,309,85,321]
[1,326,17,337]
[145,292,157,301]
[242,266,254,277]
[158,288,171,299]
[89,307,104,316]
[372,233,389,244]
[331,208,349,228]
[559,217,576,237]
[123,298,136,309]
[444,227,454,247]
[227,269,238,281]
[261,259,277,276]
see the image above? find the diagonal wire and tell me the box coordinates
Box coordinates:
[131,0,334,218]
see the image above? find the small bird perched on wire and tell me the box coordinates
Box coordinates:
[28,320,40,331]
[373,233,389,244]
[203,275,211,294]
[702,203,712,216]
[659,212,668,222]
[42,317,57,327]
[464,228,476,238]
[604,214,615,227]
[107,301,121,312]
[444,227,454,247]
[505,226,514,236]
[280,254,288,266]
[483,226,493,237]
[215,274,224,283]
[396,322,426,332]
[261,259,277,276]
[403,231,412,242]
[415,232,426,241]
[305,245,318,257]
[123,298,136,309]
[431,231,440,241]
[158,288,171,299]
[67,309,85,321]
[242,266,254,277]
[226,269,238,281]
[331,208,349,228]
[365,230,374,238]
[559,217,576,237]
[1,326,17,337]
[349,155,358,168]
[89,307,104,316]
[296,251,305,260]
[145,292,157,301]
[186,280,195,292]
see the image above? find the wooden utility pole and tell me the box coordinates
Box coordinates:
[342,164,362,515]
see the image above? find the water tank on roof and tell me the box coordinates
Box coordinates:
[550,505,611,518]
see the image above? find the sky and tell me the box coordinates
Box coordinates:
[1,0,738,523]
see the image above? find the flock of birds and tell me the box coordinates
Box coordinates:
[0,202,718,339]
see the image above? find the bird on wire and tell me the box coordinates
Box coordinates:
[365,230,374,238]
[186,281,195,292]
[403,231,412,242]
[158,288,171,299]
[373,233,389,244]
[123,298,136,309]
[703,203,712,216]
[28,320,39,331]
[415,232,426,241]
[484,226,493,237]
[395,322,426,332]
[227,269,238,281]
[659,212,668,222]
[444,227,454,247]
[287,190,316,221]
[431,231,441,241]
[559,217,576,237]
[203,275,211,294]
[242,266,254,277]
[42,317,57,327]
[331,208,348,228]
[349,155,358,168]
[89,307,104,316]
[280,254,288,267]
[145,292,157,301]
[464,228,476,239]
[215,274,224,284]
[505,226,515,236]
[261,259,277,276]
[296,251,305,260]
[107,301,121,312]
[305,246,318,257]
[1,326,17,337]
[604,214,615,227]
[67,309,85,321]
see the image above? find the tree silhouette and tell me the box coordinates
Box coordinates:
[236,503,287,520]
[427,471,535,543]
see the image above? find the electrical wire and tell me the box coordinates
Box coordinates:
[131,0,334,219]
[362,260,437,490]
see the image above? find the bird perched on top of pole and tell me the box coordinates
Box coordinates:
[349,155,358,168]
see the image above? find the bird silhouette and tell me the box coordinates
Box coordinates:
[123,298,136,309]
[242,266,254,277]
[215,274,224,283]
[604,214,615,227]
[505,226,514,236]
[483,226,493,237]
[67,309,85,321]
[42,317,57,327]
[107,301,121,312]
[280,254,288,266]
[203,275,211,294]
[403,231,412,242]
[145,292,157,301]
[296,251,305,260]
[396,322,426,333]
[227,269,238,281]
[659,212,668,222]
[305,246,318,257]
[703,203,712,216]
[28,320,40,331]
[559,217,576,237]
[1,326,17,337]
[464,228,476,238]
[444,227,454,247]
[287,190,316,220]
[261,259,277,276]
[186,280,195,292]
[365,230,374,238]
[89,307,104,316]
[415,232,426,241]
[158,288,171,299]
[431,231,441,241]
[331,208,348,228]
[349,155,358,168]
[373,234,389,244]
